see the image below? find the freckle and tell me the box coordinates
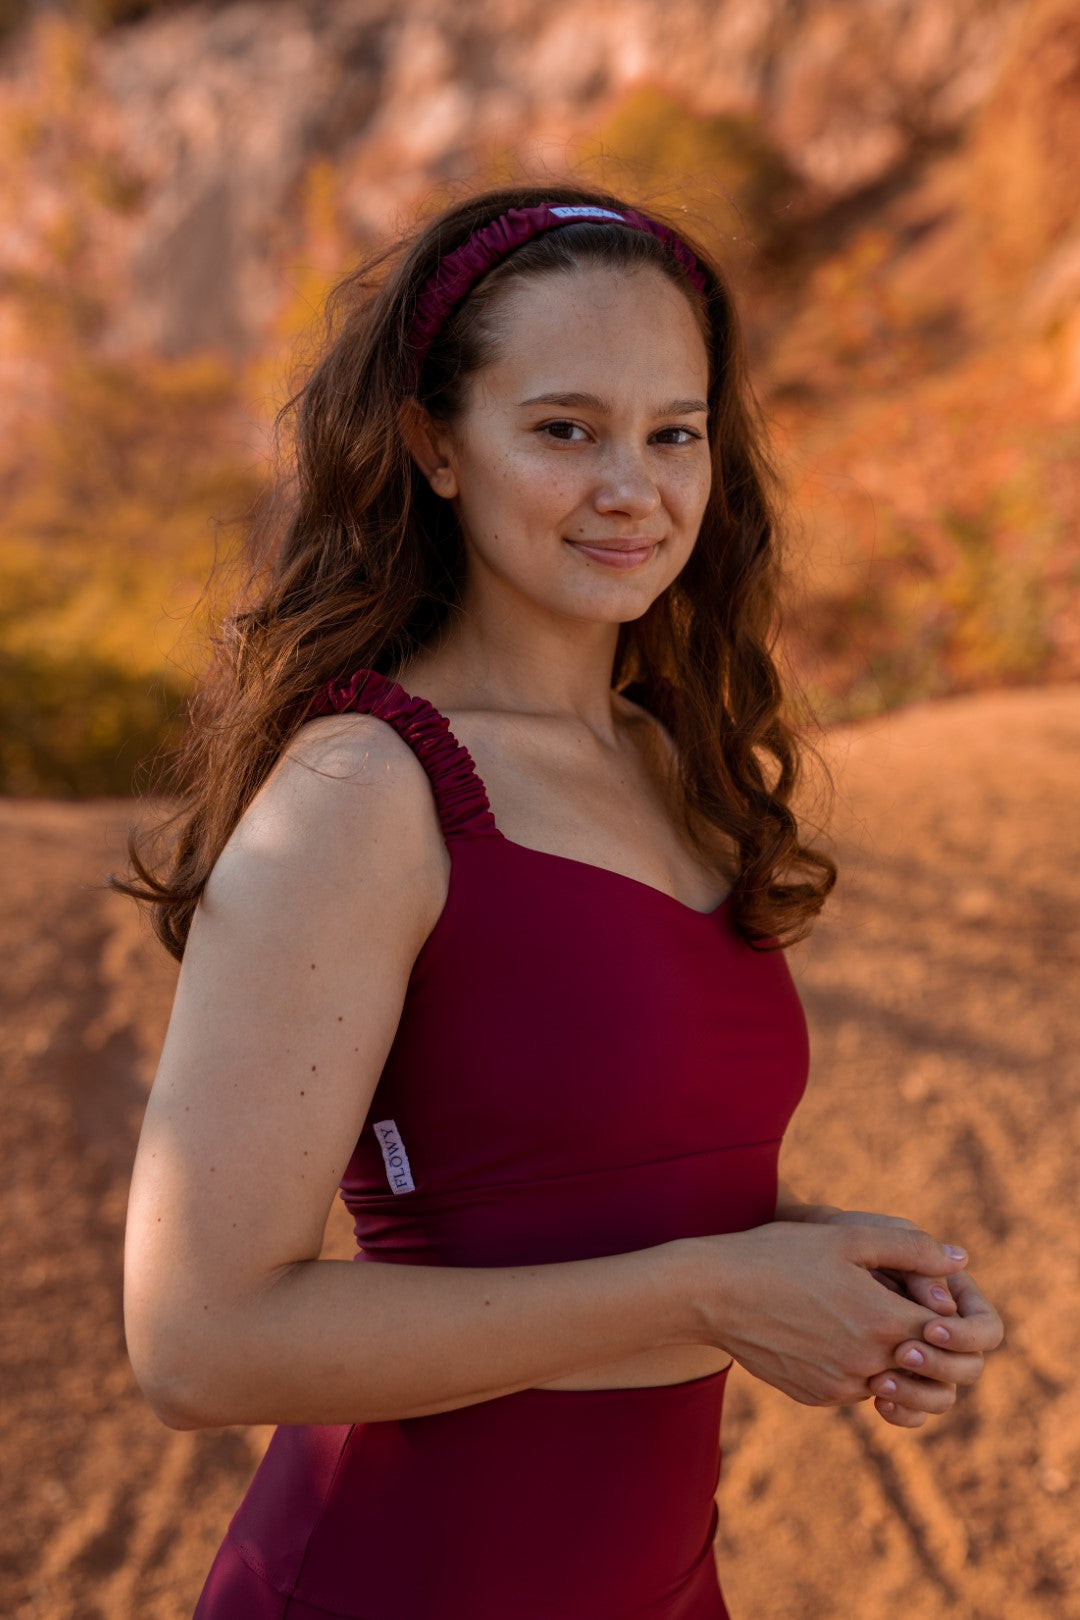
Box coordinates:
[337,1016,343,1022]
[210,1166,215,1171]
[300,1089,306,1096]
[311,963,316,970]
[303,1150,308,1156]
[311,1065,316,1072]
[156,1216,161,1222]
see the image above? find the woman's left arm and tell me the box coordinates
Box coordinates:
[774,1184,1005,1429]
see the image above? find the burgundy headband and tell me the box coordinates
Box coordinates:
[407,202,708,387]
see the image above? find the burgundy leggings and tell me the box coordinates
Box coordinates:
[192,1367,731,1619]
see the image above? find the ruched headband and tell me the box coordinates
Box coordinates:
[407,203,707,386]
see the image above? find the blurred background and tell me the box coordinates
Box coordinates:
[1,2,1077,1617]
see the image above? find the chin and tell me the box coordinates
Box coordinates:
[555,585,667,625]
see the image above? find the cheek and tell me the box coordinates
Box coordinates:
[455,455,558,569]
[488,457,578,534]
[667,460,712,523]
[476,442,553,502]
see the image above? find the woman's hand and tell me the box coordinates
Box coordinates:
[866,1267,1002,1427]
[786,1206,1004,1428]
[804,1207,960,1313]
[686,1220,973,1409]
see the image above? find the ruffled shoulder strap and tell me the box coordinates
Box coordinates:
[306,667,499,843]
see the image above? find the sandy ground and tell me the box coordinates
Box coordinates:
[2,683,1078,1620]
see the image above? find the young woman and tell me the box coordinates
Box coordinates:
[117,185,1004,1619]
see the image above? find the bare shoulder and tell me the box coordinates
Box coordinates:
[201,710,449,952]
[259,710,437,829]
[239,711,441,855]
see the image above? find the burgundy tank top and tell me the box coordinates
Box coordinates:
[306,666,811,1267]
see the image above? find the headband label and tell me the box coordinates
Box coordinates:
[549,206,627,222]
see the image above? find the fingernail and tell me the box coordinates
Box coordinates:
[926,1322,950,1344]
[878,1400,896,1413]
[901,1346,925,1367]
[945,1245,967,1261]
[930,1286,952,1303]
[878,1377,898,1394]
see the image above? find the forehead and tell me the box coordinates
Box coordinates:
[475,264,709,393]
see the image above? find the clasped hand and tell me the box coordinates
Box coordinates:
[795,1205,1005,1429]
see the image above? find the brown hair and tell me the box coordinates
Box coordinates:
[109,179,836,960]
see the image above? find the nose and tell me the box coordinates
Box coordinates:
[592,443,663,521]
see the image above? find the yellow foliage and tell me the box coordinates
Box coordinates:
[570,84,799,261]
[474,85,799,271]
[0,88,374,793]
[0,343,264,794]
[247,157,375,441]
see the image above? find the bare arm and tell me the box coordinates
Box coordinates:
[166,1243,701,1428]
[124,716,703,1430]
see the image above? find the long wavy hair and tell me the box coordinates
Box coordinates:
[109,179,837,960]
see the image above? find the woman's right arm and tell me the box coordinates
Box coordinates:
[123,713,704,1429]
[123,714,971,1431]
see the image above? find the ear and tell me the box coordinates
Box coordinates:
[397,397,459,499]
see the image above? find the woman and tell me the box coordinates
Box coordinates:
[117,185,1003,1619]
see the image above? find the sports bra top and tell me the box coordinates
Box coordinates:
[307,666,811,1271]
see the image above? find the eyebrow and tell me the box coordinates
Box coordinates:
[517,390,709,415]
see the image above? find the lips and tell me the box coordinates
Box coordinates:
[564,537,662,569]
[567,538,663,551]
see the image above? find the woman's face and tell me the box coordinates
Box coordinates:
[415,264,713,630]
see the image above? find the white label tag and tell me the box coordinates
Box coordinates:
[550,205,626,221]
[373,1119,415,1194]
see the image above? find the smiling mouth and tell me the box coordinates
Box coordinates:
[564,538,662,568]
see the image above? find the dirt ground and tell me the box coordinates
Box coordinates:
[2,683,1077,1619]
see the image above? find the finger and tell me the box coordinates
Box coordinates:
[869,1268,907,1296]
[890,1341,985,1386]
[874,1396,927,1428]
[848,1226,969,1280]
[868,1371,957,1415]
[949,1270,1004,1339]
[897,1271,959,1314]
[921,1272,1004,1353]
[822,1212,920,1233]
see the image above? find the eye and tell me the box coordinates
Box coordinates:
[653,427,704,446]
[538,420,589,442]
